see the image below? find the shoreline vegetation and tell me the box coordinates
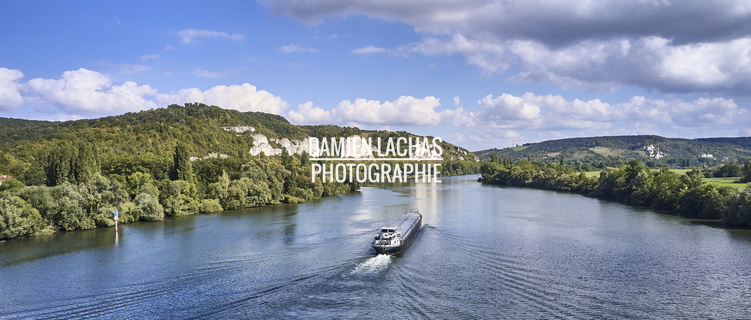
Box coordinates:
[0,153,479,241]
[0,145,358,241]
[0,103,481,241]
[480,158,751,229]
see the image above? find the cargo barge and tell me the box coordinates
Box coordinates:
[372,209,422,255]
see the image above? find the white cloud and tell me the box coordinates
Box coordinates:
[281,44,319,53]
[401,34,509,74]
[158,83,289,114]
[467,92,748,134]
[621,96,746,127]
[440,106,475,127]
[287,96,442,126]
[25,68,158,114]
[476,93,542,127]
[0,67,24,110]
[260,0,751,94]
[510,37,751,93]
[352,45,386,54]
[177,29,244,44]
[286,91,748,135]
[287,101,331,123]
[4,67,289,118]
[336,96,441,125]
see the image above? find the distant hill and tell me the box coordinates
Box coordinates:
[0,103,476,182]
[475,135,751,167]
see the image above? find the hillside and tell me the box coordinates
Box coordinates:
[476,135,751,167]
[0,103,476,184]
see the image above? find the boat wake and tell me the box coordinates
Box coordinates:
[351,254,392,274]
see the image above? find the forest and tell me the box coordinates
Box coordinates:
[476,135,751,167]
[480,157,751,228]
[0,103,478,240]
[0,141,358,240]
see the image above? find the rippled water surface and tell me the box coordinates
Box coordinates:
[2,175,751,318]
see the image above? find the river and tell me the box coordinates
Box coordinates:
[1,175,751,318]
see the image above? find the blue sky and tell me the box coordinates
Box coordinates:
[2,0,751,151]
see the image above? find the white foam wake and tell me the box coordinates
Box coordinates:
[351,254,392,274]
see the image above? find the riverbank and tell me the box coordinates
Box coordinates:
[480,160,751,229]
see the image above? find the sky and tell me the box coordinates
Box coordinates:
[2,0,751,151]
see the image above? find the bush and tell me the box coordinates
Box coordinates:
[199,199,223,213]
[0,194,45,239]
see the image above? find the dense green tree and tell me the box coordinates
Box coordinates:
[133,183,165,221]
[0,178,24,193]
[0,193,44,239]
[43,144,75,186]
[650,169,686,211]
[199,199,222,213]
[51,183,96,231]
[78,173,127,225]
[0,153,31,177]
[678,184,721,219]
[714,162,743,177]
[73,143,100,184]
[170,143,195,183]
[160,179,199,217]
[102,154,171,181]
[723,190,751,227]
[18,186,55,222]
[742,162,751,183]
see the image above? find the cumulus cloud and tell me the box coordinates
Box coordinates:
[401,34,509,74]
[287,101,331,123]
[0,67,24,110]
[158,83,289,114]
[261,0,751,46]
[25,68,159,114]
[510,37,751,93]
[288,96,442,126]
[469,92,748,132]
[177,29,244,44]
[3,67,289,118]
[259,0,751,94]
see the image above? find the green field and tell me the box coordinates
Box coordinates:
[581,169,749,189]
[583,171,601,178]
[706,177,750,189]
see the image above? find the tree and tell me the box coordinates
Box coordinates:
[678,184,720,219]
[199,199,222,213]
[723,190,751,227]
[741,162,751,183]
[43,144,75,186]
[134,183,165,221]
[0,178,24,193]
[73,143,100,184]
[51,183,96,231]
[170,143,195,183]
[161,179,199,217]
[0,194,44,239]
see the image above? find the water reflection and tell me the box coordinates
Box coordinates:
[2,176,751,319]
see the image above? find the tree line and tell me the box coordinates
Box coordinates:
[480,159,751,228]
[0,143,355,240]
[0,103,479,240]
[476,135,751,167]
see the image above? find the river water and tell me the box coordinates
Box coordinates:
[2,175,751,319]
